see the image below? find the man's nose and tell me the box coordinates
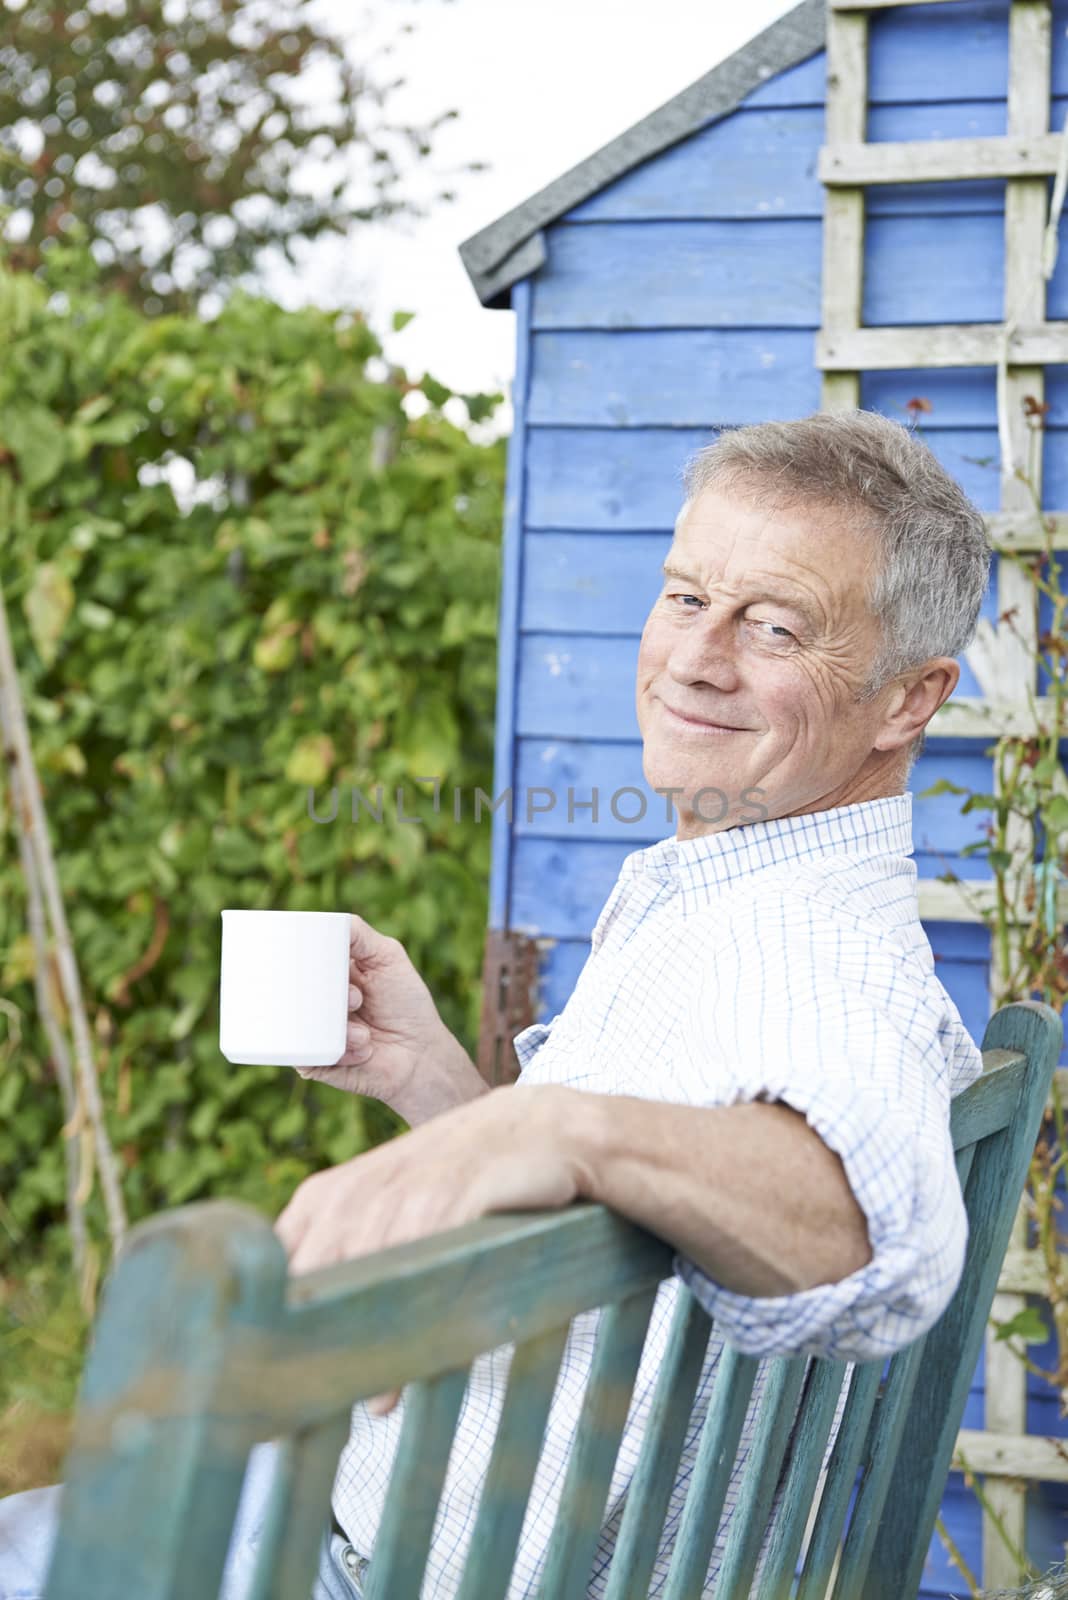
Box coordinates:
[665,611,741,690]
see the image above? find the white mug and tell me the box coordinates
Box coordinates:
[219,909,351,1067]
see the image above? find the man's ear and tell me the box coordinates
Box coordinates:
[872,657,960,753]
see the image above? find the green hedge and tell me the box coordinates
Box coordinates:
[0,248,506,1265]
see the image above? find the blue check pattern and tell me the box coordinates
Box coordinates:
[331,793,983,1596]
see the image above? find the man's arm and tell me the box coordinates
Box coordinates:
[560,1087,873,1297]
[392,1036,490,1125]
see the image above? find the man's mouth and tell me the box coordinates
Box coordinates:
[660,701,748,733]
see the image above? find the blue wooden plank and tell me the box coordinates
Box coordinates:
[521,531,667,634]
[868,1,1008,106]
[523,428,1026,529]
[562,98,1058,226]
[488,280,533,930]
[515,738,679,843]
[531,221,822,330]
[521,356,1061,432]
[1028,1480,1068,1574]
[525,429,701,530]
[530,204,1068,331]
[867,203,1068,324]
[511,838,638,940]
[912,752,993,864]
[517,634,641,738]
[913,1478,1068,1600]
[1040,424,1068,510]
[566,109,826,223]
[929,953,991,1045]
[531,939,590,1019]
[925,1456,1060,1598]
[738,52,826,110]
[915,1478,982,1598]
[530,328,1068,435]
[865,214,1004,326]
[528,330,820,427]
[1053,5,1068,94]
[861,369,997,427]
[922,920,990,961]
[868,97,1005,148]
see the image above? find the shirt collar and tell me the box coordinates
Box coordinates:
[623,793,914,913]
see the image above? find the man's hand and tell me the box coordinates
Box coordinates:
[296,913,489,1126]
[274,1083,582,1413]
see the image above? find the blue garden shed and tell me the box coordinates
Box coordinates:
[459,0,1068,1592]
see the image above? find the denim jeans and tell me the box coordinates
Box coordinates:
[0,1439,368,1600]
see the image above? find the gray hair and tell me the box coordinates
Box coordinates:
[677,409,992,778]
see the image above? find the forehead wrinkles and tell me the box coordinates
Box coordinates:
[665,539,820,618]
[672,499,866,626]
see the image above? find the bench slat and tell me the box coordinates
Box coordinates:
[833,1336,930,1596]
[537,1285,660,1600]
[661,1344,760,1597]
[794,1360,884,1600]
[249,1414,351,1600]
[714,1355,810,1594]
[455,1322,571,1600]
[602,1288,713,1600]
[363,1366,470,1599]
[754,1358,852,1596]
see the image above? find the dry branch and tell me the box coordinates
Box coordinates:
[0,577,127,1259]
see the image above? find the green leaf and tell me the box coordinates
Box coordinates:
[463,392,500,425]
[420,375,451,408]
[253,627,299,674]
[78,601,116,630]
[916,778,968,798]
[391,310,416,332]
[23,562,74,664]
[994,1306,1050,1344]
[1032,753,1063,786]
[87,412,145,448]
[394,699,459,773]
[0,403,66,492]
[285,734,336,787]
[960,794,1000,814]
[1045,794,1068,833]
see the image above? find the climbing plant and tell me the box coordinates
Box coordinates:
[910,396,1068,1592]
[0,240,506,1287]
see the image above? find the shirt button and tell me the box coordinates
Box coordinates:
[342,1545,361,1575]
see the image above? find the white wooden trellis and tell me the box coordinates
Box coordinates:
[820,0,1067,1587]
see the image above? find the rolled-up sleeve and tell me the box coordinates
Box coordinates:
[513,1013,561,1076]
[672,890,971,1363]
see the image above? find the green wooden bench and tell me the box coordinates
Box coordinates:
[42,999,1063,1600]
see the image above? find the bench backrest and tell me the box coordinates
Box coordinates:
[43,999,1063,1600]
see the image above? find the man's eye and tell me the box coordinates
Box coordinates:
[666,594,796,639]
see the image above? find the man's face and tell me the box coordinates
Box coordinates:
[636,483,916,837]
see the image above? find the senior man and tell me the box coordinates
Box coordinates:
[1,409,991,1599]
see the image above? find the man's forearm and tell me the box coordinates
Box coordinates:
[560,1087,873,1297]
[392,1030,492,1127]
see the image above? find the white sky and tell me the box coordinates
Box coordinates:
[270,0,800,432]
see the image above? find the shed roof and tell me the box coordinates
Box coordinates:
[458,0,825,309]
